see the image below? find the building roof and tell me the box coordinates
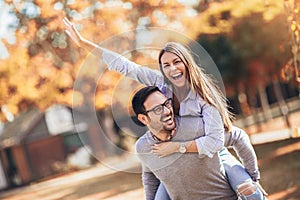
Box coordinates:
[0,108,43,149]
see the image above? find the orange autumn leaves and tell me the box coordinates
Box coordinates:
[0,0,288,121]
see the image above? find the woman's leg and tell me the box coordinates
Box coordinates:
[154,183,171,200]
[219,148,266,200]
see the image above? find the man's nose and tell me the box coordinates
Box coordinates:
[163,105,172,114]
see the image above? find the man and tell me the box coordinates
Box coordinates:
[132,86,238,199]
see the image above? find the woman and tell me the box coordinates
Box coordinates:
[63,17,267,200]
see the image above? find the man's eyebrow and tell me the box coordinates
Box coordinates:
[148,104,159,110]
[149,102,162,109]
[148,100,166,110]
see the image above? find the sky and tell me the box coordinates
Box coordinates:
[0,0,203,60]
[0,0,40,59]
[0,1,18,59]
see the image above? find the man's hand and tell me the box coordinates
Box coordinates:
[151,142,180,157]
[63,17,83,47]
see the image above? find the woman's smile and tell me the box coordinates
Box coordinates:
[161,52,187,87]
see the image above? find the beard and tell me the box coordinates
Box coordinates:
[149,113,176,133]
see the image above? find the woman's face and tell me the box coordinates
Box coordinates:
[160,51,188,88]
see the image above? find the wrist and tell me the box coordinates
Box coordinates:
[175,142,180,153]
[81,37,90,46]
[178,141,187,154]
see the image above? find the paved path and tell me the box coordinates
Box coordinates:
[0,155,144,200]
[0,110,299,200]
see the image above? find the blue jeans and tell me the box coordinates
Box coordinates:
[154,183,171,200]
[219,148,266,200]
[154,148,266,200]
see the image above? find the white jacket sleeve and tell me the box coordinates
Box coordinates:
[224,126,260,180]
[101,48,164,87]
[194,102,225,158]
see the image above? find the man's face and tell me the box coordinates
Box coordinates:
[141,91,176,133]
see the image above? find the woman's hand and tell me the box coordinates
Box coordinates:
[63,17,83,47]
[151,142,180,158]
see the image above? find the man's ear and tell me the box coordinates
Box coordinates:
[137,113,148,125]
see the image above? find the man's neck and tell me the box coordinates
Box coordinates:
[150,129,175,142]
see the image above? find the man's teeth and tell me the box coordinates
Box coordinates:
[162,116,171,122]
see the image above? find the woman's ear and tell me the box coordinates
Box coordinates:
[137,113,148,126]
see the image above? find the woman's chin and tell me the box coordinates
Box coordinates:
[169,79,183,87]
[173,83,188,90]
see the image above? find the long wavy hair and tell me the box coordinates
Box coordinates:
[158,42,233,132]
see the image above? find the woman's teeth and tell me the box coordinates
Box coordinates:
[172,73,183,80]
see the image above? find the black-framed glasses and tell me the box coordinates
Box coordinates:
[144,98,173,115]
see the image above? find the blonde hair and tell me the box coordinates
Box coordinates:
[159,42,234,132]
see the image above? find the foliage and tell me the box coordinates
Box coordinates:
[0,0,210,121]
[0,0,291,121]
[198,34,244,94]
[198,14,290,92]
[230,13,291,88]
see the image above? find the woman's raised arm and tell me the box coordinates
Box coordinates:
[63,17,165,88]
[63,17,103,58]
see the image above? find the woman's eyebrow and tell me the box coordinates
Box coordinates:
[162,58,179,65]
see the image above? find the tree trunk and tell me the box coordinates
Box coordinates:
[272,78,291,128]
[237,92,252,116]
[246,89,262,132]
[257,85,272,121]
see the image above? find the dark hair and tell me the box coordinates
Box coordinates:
[131,86,161,116]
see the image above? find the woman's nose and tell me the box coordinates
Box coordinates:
[169,63,177,71]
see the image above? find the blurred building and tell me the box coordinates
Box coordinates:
[0,105,87,190]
